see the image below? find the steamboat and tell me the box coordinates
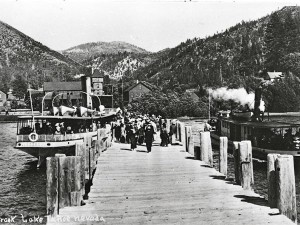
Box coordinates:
[15,105,116,167]
[210,88,300,160]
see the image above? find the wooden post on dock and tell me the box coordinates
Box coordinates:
[177,121,182,142]
[57,155,83,209]
[219,137,228,177]
[238,141,253,190]
[180,122,186,150]
[75,142,89,181]
[185,126,194,155]
[176,121,180,141]
[267,154,279,208]
[200,131,213,167]
[46,157,59,217]
[233,142,240,185]
[166,119,171,134]
[275,155,297,223]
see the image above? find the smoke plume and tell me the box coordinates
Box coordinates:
[208,87,265,112]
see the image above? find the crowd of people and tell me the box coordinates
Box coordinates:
[112,112,178,153]
[18,108,180,153]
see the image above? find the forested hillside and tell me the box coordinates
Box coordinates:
[0,20,80,93]
[131,6,300,112]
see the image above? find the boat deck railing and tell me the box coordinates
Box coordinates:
[16,132,97,143]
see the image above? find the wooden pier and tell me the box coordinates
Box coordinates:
[46,131,295,224]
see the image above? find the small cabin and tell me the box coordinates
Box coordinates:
[125,81,157,103]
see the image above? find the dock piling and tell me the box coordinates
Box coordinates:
[267,153,280,208]
[200,131,213,167]
[238,141,253,190]
[275,155,297,223]
[46,157,59,217]
[219,137,228,177]
[233,142,240,184]
[185,126,194,155]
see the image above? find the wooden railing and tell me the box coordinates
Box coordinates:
[17,132,97,142]
[46,128,113,217]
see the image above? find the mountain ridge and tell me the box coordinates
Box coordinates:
[62,41,150,63]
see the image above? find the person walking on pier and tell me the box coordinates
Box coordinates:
[144,119,155,153]
[160,123,169,147]
[127,121,137,151]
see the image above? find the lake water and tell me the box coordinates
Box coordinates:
[0,123,46,224]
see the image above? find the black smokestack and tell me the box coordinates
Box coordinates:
[252,87,262,122]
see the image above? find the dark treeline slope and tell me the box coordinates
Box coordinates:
[133,6,300,93]
[0,20,81,93]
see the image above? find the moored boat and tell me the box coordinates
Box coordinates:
[210,118,300,160]
[15,111,116,167]
[210,87,300,160]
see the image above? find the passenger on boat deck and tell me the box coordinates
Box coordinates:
[295,128,300,137]
[40,120,47,133]
[45,122,53,134]
[97,121,101,129]
[54,123,61,134]
[284,129,293,149]
[92,121,97,131]
[60,122,66,135]
[35,122,41,134]
[79,125,85,133]
[89,124,94,132]
[20,125,33,135]
[66,126,74,134]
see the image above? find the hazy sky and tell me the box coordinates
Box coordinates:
[0,0,299,52]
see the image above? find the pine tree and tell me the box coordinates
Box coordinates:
[264,12,285,71]
[283,12,299,54]
[11,74,28,99]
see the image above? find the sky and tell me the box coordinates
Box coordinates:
[0,0,299,52]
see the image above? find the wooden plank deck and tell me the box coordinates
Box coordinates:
[47,140,295,225]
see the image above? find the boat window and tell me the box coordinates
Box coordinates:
[18,119,34,135]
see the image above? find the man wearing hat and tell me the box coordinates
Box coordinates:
[54,123,61,134]
[144,119,155,153]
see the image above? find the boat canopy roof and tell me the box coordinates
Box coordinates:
[17,113,116,121]
[220,118,300,129]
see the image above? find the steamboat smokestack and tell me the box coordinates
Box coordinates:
[252,87,262,122]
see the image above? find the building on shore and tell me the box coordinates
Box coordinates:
[43,69,113,110]
[125,80,157,104]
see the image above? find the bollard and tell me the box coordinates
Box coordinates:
[46,157,59,216]
[275,155,297,223]
[233,142,240,184]
[75,142,89,181]
[219,137,228,177]
[267,154,279,208]
[166,119,171,134]
[176,121,180,141]
[185,126,194,155]
[238,141,253,190]
[57,155,71,208]
[180,122,186,150]
[200,131,213,167]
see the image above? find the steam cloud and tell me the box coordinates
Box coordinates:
[208,87,265,112]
